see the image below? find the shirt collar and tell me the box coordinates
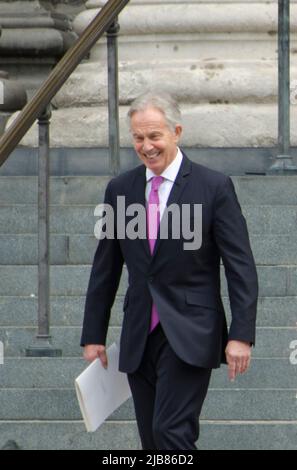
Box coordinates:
[146,148,183,183]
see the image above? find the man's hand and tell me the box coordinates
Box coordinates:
[225,340,251,382]
[83,344,108,369]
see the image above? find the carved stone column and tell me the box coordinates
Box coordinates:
[0,1,79,98]
[0,27,27,135]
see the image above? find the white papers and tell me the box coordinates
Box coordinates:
[75,342,131,432]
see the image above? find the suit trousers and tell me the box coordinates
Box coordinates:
[127,324,212,450]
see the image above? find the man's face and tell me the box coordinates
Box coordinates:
[130,107,182,175]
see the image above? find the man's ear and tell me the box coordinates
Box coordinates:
[174,124,183,142]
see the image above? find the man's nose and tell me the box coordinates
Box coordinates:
[142,139,154,152]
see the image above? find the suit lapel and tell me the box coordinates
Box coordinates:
[131,165,151,257]
[128,155,192,259]
[152,154,192,258]
[166,154,192,208]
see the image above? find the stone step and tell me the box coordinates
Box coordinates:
[233,176,297,206]
[1,234,297,265]
[1,176,297,206]
[0,265,123,296]
[1,205,297,235]
[0,357,297,390]
[249,236,297,265]
[0,389,295,422]
[199,422,297,451]
[0,421,140,450]
[2,146,288,178]
[0,265,296,297]
[0,420,296,450]
[0,326,295,358]
[0,295,296,328]
[0,176,109,205]
[0,358,294,389]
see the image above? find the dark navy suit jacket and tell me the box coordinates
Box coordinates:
[81,154,258,373]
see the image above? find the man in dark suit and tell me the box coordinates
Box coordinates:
[81,92,258,450]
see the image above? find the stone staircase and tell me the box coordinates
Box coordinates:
[0,173,296,450]
[1,0,297,451]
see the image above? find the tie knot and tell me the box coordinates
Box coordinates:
[151,176,163,191]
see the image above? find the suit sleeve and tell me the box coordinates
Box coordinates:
[80,180,124,346]
[213,177,258,344]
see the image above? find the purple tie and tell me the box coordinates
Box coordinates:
[147,176,163,332]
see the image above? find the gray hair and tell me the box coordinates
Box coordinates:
[127,91,182,131]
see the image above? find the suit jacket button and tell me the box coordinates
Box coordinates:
[148,277,154,283]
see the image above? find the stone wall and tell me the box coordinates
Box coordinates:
[8,0,297,148]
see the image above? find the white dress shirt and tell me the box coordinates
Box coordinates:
[145,148,183,220]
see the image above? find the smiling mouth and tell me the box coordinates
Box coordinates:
[144,152,161,160]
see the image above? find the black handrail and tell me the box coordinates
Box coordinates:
[0,0,130,166]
